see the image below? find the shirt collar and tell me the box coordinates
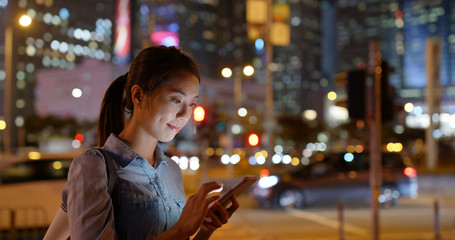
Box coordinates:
[102,133,168,168]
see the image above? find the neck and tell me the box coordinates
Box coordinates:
[118,125,158,166]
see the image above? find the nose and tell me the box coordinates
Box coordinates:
[177,104,192,120]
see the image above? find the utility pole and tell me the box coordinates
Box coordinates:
[3,24,13,154]
[264,0,275,166]
[425,37,440,171]
[368,41,382,240]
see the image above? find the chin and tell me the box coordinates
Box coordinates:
[160,134,177,143]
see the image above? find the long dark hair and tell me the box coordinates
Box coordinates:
[97,46,200,146]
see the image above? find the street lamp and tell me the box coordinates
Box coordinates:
[221,65,254,178]
[2,14,32,153]
[221,65,254,112]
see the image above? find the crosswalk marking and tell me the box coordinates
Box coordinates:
[285,209,369,236]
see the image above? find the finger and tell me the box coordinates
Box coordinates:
[199,181,223,196]
[226,195,239,216]
[205,195,220,206]
[212,202,229,224]
[207,207,225,226]
[208,183,224,194]
[202,220,218,232]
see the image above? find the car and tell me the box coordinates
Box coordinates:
[0,152,77,184]
[252,151,418,209]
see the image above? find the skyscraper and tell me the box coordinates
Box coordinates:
[272,0,322,116]
[335,0,455,93]
[0,0,115,151]
[402,0,455,88]
[336,0,403,89]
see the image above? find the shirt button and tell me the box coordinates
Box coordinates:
[166,206,171,211]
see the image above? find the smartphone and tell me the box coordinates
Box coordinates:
[215,176,258,208]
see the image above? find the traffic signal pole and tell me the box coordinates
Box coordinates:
[368,41,382,240]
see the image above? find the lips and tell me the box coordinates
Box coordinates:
[167,123,181,132]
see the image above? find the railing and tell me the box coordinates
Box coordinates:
[0,205,48,240]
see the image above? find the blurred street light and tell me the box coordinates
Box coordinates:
[19,15,32,27]
[238,107,248,117]
[243,65,254,76]
[404,102,414,112]
[327,91,337,101]
[221,67,232,78]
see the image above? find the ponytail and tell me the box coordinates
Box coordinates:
[97,73,128,146]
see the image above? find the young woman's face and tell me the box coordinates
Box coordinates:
[136,71,200,142]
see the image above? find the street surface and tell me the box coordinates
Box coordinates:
[210,195,455,240]
[0,175,454,239]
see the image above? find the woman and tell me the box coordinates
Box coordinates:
[62,46,238,239]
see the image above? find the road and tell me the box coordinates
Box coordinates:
[0,178,454,239]
[210,195,455,240]
[209,195,455,240]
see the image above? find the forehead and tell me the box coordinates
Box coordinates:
[160,71,200,96]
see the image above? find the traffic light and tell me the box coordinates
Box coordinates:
[347,62,395,122]
[193,106,205,123]
[347,69,367,119]
[248,133,259,147]
[75,133,84,142]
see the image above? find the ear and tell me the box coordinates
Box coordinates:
[131,84,144,107]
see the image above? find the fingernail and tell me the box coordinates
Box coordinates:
[208,183,223,194]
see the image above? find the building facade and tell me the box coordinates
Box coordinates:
[0,0,115,151]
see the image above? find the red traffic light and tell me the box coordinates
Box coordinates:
[248,133,259,146]
[75,133,84,142]
[193,106,205,122]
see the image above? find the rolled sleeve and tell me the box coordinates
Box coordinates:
[63,149,116,240]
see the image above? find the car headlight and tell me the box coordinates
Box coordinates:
[258,175,279,189]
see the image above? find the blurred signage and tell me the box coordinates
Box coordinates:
[270,22,290,46]
[113,0,131,65]
[271,3,290,46]
[334,72,348,86]
[246,0,267,24]
[246,0,290,46]
[272,2,290,21]
[150,31,179,47]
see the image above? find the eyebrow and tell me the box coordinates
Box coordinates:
[170,88,199,99]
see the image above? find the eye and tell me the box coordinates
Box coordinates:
[172,98,181,104]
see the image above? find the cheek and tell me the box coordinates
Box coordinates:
[182,115,192,125]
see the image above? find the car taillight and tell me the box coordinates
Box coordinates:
[404,167,416,178]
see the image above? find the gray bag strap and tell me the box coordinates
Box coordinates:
[97,148,120,232]
[98,148,117,196]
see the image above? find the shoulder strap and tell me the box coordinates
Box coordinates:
[97,148,120,225]
[98,148,117,194]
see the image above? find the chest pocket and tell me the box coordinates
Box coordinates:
[174,199,185,216]
[117,180,161,239]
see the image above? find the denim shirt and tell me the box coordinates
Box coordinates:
[62,134,186,239]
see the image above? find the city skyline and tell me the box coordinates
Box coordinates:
[1,0,455,152]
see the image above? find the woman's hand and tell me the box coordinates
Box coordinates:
[173,181,222,237]
[202,195,239,232]
[191,195,239,240]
